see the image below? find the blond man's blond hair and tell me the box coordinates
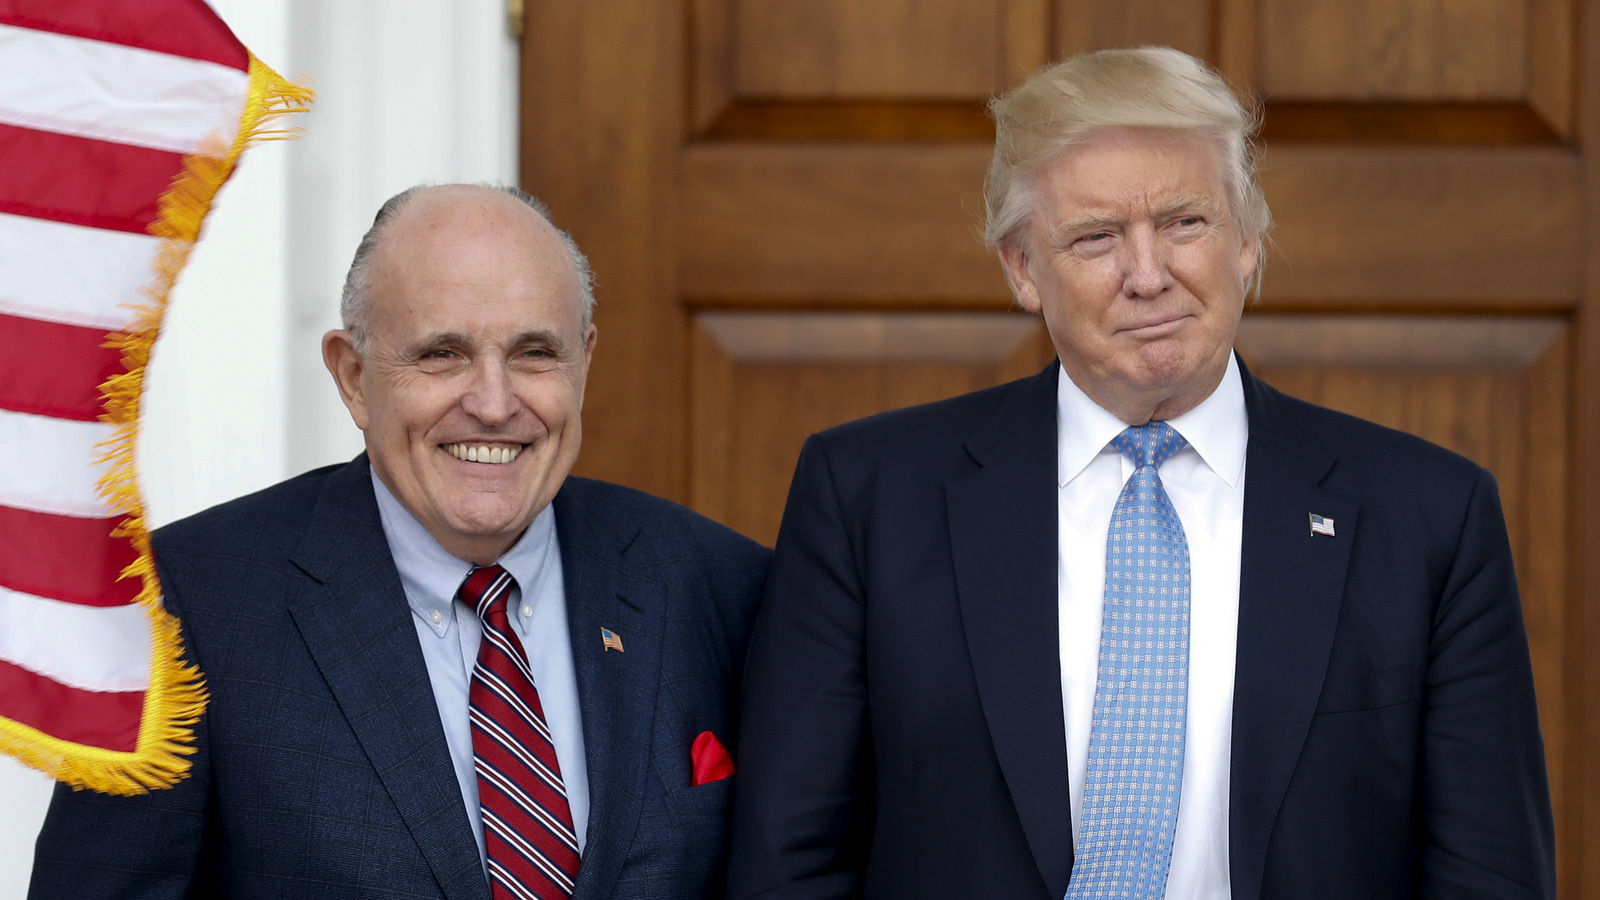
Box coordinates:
[985,46,1271,273]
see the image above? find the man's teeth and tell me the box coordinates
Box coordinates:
[444,443,521,464]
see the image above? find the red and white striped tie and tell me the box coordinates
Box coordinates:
[461,565,581,899]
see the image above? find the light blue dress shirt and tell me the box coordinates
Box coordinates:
[370,472,590,867]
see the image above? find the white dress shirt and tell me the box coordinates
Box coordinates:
[1056,355,1246,900]
[371,472,590,868]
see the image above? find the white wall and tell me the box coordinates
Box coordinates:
[0,1,518,893]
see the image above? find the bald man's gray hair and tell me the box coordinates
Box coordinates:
[984,47,1271,288]
[339,183,597,351]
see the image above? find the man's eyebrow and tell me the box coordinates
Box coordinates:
[1050,212,1124,241]
[510,329,567,353]
[1050,194,1223,242]
[403,329,570,355]
[406,331,473,354]
[1151,193,1220,219]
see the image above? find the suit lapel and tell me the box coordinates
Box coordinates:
[947,365,1075,898]
[286,457,490,900]
[1228,364,1358,900]
[552,484,668,900]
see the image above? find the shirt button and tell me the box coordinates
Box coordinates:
[521,605,532,618]
[429,609,442,625]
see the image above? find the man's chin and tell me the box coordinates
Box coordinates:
[1125,341,1219,386]
[428,512,538,565]
[446,507,538,540]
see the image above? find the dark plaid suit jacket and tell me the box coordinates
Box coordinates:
[30,455,768,899]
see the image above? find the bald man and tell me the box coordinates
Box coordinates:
[32,185,768,900]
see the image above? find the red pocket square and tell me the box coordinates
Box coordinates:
[690,730,735,786]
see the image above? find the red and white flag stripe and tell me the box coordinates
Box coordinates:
[0,0,309,794]
[0,410,118,513]
[0,214,165,330]
[0,588,151,689]
[0,23,250,154]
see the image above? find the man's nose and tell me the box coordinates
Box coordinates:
[1121,226,1171,298]
[461,359,518,424]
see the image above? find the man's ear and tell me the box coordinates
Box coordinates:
[997,241,1042,315]
[1239,232,1262,290]
[575,322,598,408]
[322,329,370,431]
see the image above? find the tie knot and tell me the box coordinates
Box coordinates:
[1111,421,1187,470]
[458,564,515,618]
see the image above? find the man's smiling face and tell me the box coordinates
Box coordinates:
[325,186,595,564]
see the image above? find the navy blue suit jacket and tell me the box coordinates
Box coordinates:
[31,455,769,899]
[727,360,1553,899]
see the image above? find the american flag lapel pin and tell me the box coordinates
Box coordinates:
[601,627,624,652]
[1309,513,1336,537]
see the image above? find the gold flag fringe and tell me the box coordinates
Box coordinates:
[0,56,312,795]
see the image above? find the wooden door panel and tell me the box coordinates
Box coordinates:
[691,312,1051,543]
[1527,0,1577,133]
[692,0,1049,134]
[731,0,1008,97]
[1224,0,1573,138]
[1238,314,1569,822]
[1056,0,1211,58]
[1256,147,1580,309]
[1258,0,1528,100]
[680,145,1000,302]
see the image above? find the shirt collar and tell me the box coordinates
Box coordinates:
[370,470,559,636]
[1056,352,1248,488]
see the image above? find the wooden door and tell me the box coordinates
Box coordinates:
[520,2,1600,893]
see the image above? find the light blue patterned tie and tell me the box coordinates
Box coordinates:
[1065,421,1191,900]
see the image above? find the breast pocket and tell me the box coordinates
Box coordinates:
[1314,662,1424,714]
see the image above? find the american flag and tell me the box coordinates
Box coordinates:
[601,627,625,653]
[1309,513,1336,537]
[0,0,308,794]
